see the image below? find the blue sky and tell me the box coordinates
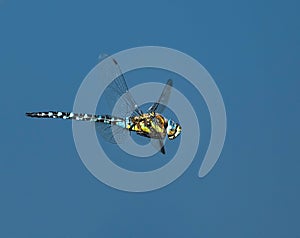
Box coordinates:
[0,0,299,237]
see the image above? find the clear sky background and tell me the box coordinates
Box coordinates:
[0,0,299,237]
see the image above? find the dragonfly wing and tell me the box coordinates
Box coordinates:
[148,79,173,114]
[96,57,143,144]
[100,57,143,117]
[150,138,166,154]
[95,122,130,144]
[149,116,167,154]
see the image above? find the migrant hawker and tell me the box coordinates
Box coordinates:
[26,58,182,154]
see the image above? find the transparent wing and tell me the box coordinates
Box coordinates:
[96,122,130,144]
[100,57,143,117]
[148,79,173,114]
[96,56,142,144]
[149,116,167,154]
[150,138,166,154]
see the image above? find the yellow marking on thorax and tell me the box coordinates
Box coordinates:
[140,123,151,133]
[128,114,166,134]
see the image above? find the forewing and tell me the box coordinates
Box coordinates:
[96,57,143,144]
[101,57,143,117]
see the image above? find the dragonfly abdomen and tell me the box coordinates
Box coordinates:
[26,111,127,127]
[26,111,99,121]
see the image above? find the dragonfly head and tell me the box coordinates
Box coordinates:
[166,119,182,140]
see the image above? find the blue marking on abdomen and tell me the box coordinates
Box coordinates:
[98,115,127,128]
[115,121,126,128]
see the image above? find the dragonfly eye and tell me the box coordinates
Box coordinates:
[167,120,182,140]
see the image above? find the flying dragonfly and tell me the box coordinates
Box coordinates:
[26,57,182,154]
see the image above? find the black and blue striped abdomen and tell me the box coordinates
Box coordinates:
[26,111,127,128]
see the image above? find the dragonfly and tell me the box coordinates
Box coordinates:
[26,57,182,154]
